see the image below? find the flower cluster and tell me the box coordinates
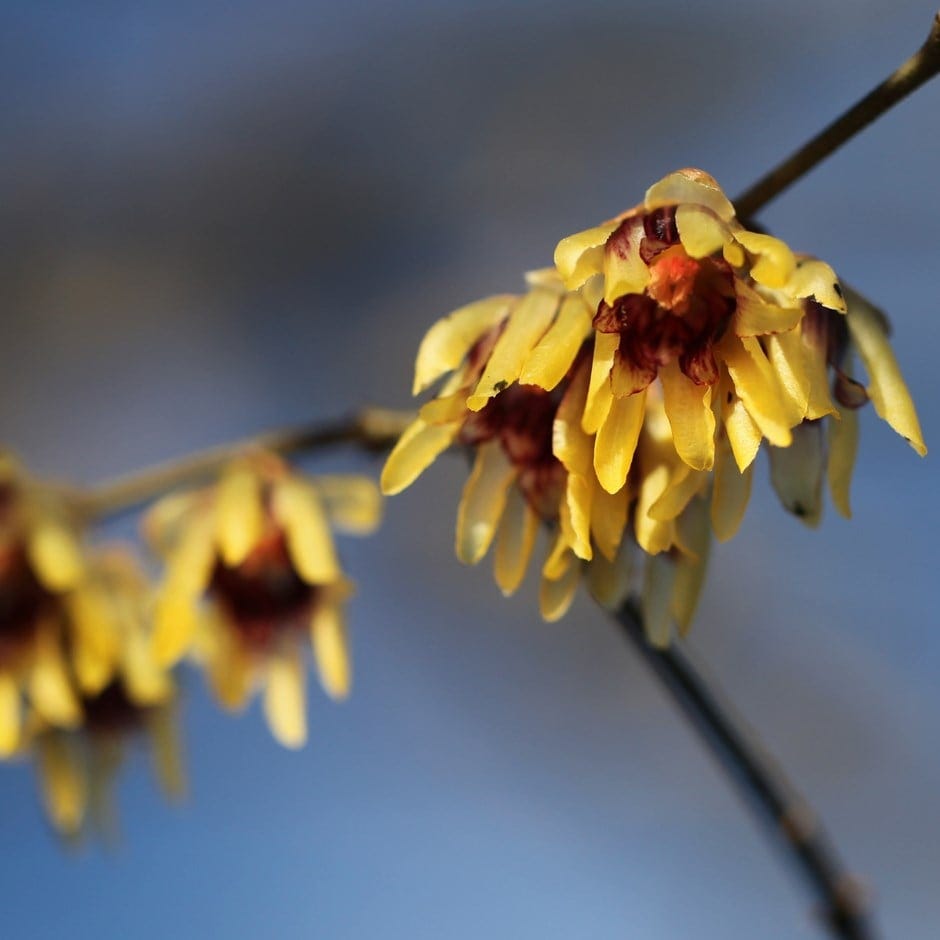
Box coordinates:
[382,170,924,642]
[146,452,381,748]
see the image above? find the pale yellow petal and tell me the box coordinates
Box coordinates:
[802,325,837,421]
[455,441,517,565]
[312,603,351,700]
[121,627,171,707]
[29,635,81,728]
[467,288,560,411]
[582,332,619,434]
[380,419,460,495]
[711,442,753,542]
[845,288,926,456]
[419,390,470,425]
[735,231,796,289]
[765,329,810,420]
[828,406,859,519]
[675,204,731,258]
[554,221,619,289]
[649,464,706,522]
[152,588,201,667]
[542,530,571,581]
[586,538,634,610]
[37,735,87,835]
[564,474,594,561]
[603,217,650,304]
[493,485,539,597]
[671,498,711,634]
[519,293,593,391]
[642,554,677,648]
[311,475,383,535]
[413,295,514,394]
[200,611,253,710]
[594,389,646,494]
[786,260,846,313]
[273,478,341,585]
[27,521,84,593]
[0,674,20,757]
[590,477,630,562]
[215,465,265,567]
[734,282,804,337]
[660,362,716,471]
[634,464,675,556]
[148,705,187,800]
[66,586,121,695]
[645,170,735,221]
[552,356,592,475]
[263,650,307,749]
[539,552,580,622]
[769,421,824,527]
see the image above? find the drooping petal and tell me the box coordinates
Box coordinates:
[263,649,307,749]
[675,204,731,258]
[582,332,619,434]
[786,260,846,313]
[539,550,580,622]
[215,465,265,568]
[802,321,838,421]
[552,356,592,475]
[586,539,635,610]
[845,288,927,456]
[455,441,517,565]
[493,485,539,596]
[311,475,383,535]
[769,421,825,527]
[649,463,706,522]
[152,589,201,667]
[467,288,560,411]
[564,474,594,561]
[634,463,675,556]
[121,625,171,707]
[66,585,121,695]
[733,282,804,337]
[594,389,647,494]
[199,610,253,710]
[519,293,593,391]
[642,554,677,648]
[765,329,811,421]
[37,735,86,834]
[554,221,619,288]
[380,419,460,495]
[273,478,341,585]
[312,603,351,700]
[413,295,514,394]
[671,496,711,634]
[645,169,735,221]
[603,217,650,304]
[419,391,469,425]
[720,372,763,471]
[0,674,20,757]
[711,440,753,542]
[590,477,630,562]
[27,520,84,593]
[660,360,716,471]
[147,705,187,800]
[735,231,796,289]
[29,633,81,728]
[828,406,859,519]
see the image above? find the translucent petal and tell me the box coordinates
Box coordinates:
[148,705,186,800]
[519,293,593,391]
[642,554,677,648]
[649,464,706,522]
[765,329,810,420]
[582,332,619,434]
[264,649,307,749]
[467,288,559,411]
[312,603,351,700]
[539,552,580,622]
[493,485,539,596]
[711,442,753,542]
[201,611,253,710]
[37,735,86,834]
[0,674,20,757]
[734,282,804,336]
[720,374,763,471]
[735,231,796,289]
[542,530,571,581]
[828,406,859,519]
[27,521,84,593]
[603,218,650,304]
[671,497,711,634]
[215,465,265,567]
[380,419,460,495]
[786,260,846,313]
[845,288,926,456]
[455,441,517,564]
[660,361,716,471]
[590,477,630,562]
[554,221,619,289]
[645,169,735,221]
[634,463,675,556]
[311,475,383,535]
[273,478,341,585]
[675,204,731,258]
[769,421,824,527]
[413,295,514,394]
[802,325,837,421]
[594,389,646,494]
[586,539,634,610]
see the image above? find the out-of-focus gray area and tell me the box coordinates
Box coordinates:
[1,2,937,937]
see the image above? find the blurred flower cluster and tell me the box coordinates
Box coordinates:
[0,451,380,838]
[382,169,925,643]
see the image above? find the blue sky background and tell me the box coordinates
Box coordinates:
[1,2,938,937]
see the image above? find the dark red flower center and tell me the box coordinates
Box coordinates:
[83,681,150,736]
[0,544,53,662]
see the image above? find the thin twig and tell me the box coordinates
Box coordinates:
[81,407,416,519]
[614,600,875,940]
[735,11,940,218]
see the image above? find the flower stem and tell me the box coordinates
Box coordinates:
[81,407,416,519]
[614,600,874,939]
[734,11,940,219]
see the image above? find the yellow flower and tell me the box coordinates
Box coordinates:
[1,455,89,755]
[145,454,381,748]
[24,548,184,840]
[382,272,712,640]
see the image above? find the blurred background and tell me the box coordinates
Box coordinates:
[1,1,938,937]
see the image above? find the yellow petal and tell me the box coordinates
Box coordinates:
[554,221,619,289]
[719,372,764,471]
[828,406,859,519]
[0,674,20,757]
[649,463,706,522]
[765,329,810,420]
[660,361,716,471]
[413,295,514,394]
[769,421,824,527]
[29,634,81,728]
[671,498,711,634]
[539,551,580,622]
[312,603,351,700]
[467,288,560,411]
[721,334,794,447]
[675,204,731,258]
[734,282,804,336]
[645,169,735,221]
[786,260,846,313]
[845,288,926,456]
[552,356,592,475]
[215,465,265,568]
[380,419,459,495]
[264,649,307,749]
[711,441,753,542]
[66,585,121,695]
[122,626,171,707]
[594,389,647,494]
[802,323,837,421]
[312,475,383,535]
[200,610,253,710]
[455,441,517,565]
[603,217,650,304]
[564,474,594,561]
[27,521,84,593]
[37,734,87,835]
[642,554,677,648]
[582,332,619,434]
[735,230,796,289]
[634,464,675,556]
[519,292,593,391]
[590,477,630,562]
[493,485,539,596]
[419,390,470,425]
[542,529,571,581]
[148,705,187,800]
[586,539,634,610]
[273,478,341,585]
[152,588,201,667]
[524,268,565,291]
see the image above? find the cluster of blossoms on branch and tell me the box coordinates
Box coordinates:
[382,169,925,642]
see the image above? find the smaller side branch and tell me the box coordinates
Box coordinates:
[614,601,875,940]
[81,407,416,520]
[735,11,940,218]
